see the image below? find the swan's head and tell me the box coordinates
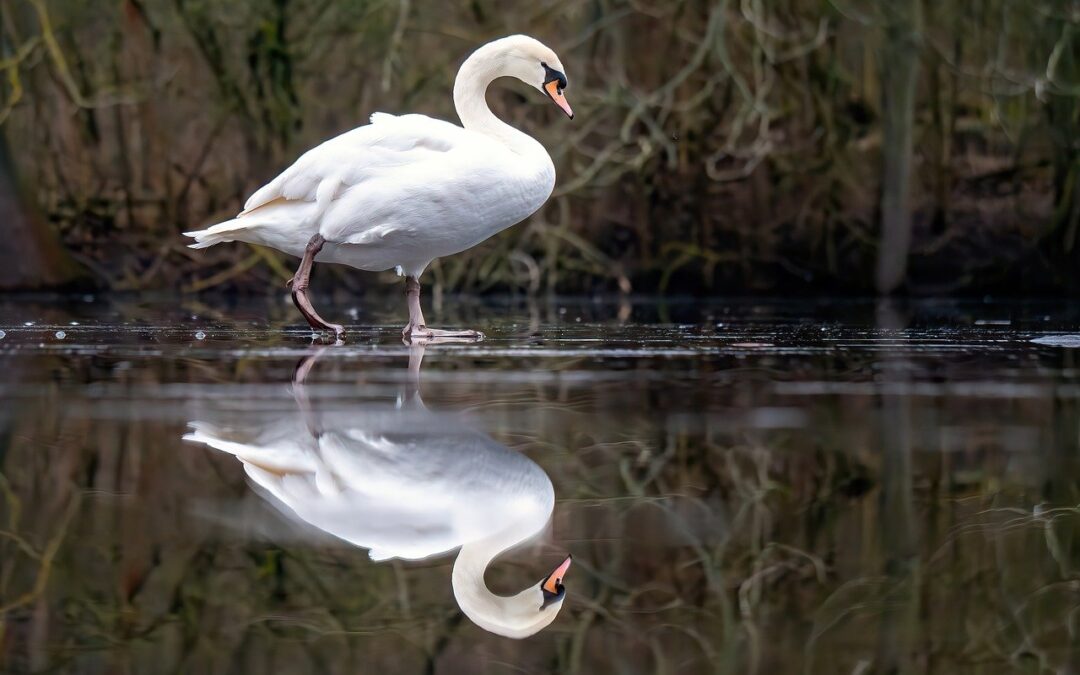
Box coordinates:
[454,553,573,639]
[539,553,573,610]
[470,34,574,120]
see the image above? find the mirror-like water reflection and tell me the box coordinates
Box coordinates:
[185,343,570,639]
[3,297,1080,673]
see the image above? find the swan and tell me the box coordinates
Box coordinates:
[183,343,571,638]
[184,35,573,341]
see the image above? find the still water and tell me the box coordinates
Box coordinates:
[3,295,1080,673]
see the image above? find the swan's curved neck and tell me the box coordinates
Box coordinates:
[453,48,544,158]
[451,522,550,638]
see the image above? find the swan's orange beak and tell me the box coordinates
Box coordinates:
[542,554,573,594]
[544,81,574,120]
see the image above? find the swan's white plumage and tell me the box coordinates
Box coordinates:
[186,412,553,562]
[184,35,564,279]
[185,406,562,638]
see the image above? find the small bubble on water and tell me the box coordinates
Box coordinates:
[69,321,79,326]
[55,331,66,340]
[0,330,5,340]
[23,321,34,326]
[194,331,206,340]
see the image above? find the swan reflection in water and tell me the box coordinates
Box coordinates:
[183,341,570,638]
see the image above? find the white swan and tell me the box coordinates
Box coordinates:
[183,344,571,638]
[184,35,573,341]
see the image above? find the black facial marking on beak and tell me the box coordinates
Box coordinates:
[540,583,565,610]
[541,62,568,91]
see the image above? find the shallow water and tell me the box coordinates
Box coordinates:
[3,295,1080,673]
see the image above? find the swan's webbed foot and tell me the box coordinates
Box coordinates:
[401,274,483,344]
[402,323,483,343]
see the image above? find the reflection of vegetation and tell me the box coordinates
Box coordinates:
[0,0,1077,293]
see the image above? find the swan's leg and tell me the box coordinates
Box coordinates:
[402,275,483,341]
[287,234,346,340]
[403,275,426,335]
[291,347,328,433]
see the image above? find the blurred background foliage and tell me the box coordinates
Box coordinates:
[0,0,1078,295]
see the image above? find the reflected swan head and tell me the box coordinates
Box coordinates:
[453,553,571,639]
[542,554,573,607]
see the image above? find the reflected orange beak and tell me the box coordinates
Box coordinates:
[542,554,573,594]
[544,80,574,120]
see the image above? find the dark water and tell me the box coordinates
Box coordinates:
[3,295,1080,674]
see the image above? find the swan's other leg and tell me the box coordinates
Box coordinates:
[288,234,346,340]
[403,275,426,335]
[402,275,483,341]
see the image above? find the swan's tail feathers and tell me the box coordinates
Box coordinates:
[183,421,251,455]
[368,548,397,562]
[183,218,251,249]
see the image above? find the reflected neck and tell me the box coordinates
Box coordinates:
[452,530,547,638]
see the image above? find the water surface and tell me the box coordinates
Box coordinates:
[3,296,1080,673]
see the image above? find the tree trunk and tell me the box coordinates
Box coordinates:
[875,0,922,294]
[0,130,84,290]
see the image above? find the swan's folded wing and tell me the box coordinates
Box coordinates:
[239,113,473,216]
